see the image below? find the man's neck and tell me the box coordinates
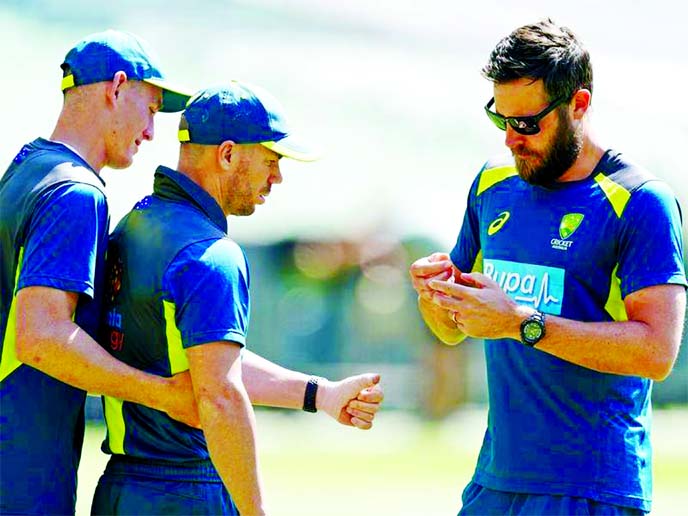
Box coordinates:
[558,135,606,183]
[50,100,107,172]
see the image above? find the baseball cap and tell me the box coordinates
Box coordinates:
[178,81,319,162]
[60,30,191,113]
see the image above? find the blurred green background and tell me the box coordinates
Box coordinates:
[1,1,687,514]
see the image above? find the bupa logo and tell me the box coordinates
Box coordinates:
[487,211,510,236]
[551,213,584,251]
[484,258,565,314]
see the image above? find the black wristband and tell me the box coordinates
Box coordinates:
[302,377,319,413]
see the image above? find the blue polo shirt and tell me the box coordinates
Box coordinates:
[99,166,250,461]
[0,138,108,515]
[450,150,686,512]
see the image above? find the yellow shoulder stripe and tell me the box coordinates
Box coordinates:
[477,166,518,196]
[594,173,631,218]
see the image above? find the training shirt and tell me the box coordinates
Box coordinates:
[0,138,108,514]
[99,165,250,462]
[450,150,687,512]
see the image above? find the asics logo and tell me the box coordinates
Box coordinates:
[487,211,510,236]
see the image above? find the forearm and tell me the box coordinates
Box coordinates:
[418,297,467,346]
[242,351,384,428]
[198,384,265,516]
[428,274,685,381]
[242,350,311,408]
[527,315,677,381]
[17,318,168,407]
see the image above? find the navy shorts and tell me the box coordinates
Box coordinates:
[91,456,238,516]
[458,481,648,516]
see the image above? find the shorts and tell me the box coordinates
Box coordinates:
[458,481,648,516]
[91,455,238,516]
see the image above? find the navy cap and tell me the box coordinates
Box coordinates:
[61,30,191,113]
[178,81,318,162]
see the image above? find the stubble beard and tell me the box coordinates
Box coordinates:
[227,163,257,217]
[514,109,583,187]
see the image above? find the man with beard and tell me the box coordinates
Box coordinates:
[409,19,686,515]
[92,82,384,516]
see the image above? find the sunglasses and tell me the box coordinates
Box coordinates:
[484,94,569,135]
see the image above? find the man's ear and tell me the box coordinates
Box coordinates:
[217,140,235,170]
[105,71,128,107]
[572,88,592,120]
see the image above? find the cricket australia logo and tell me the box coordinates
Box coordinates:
[484,258,565,314]
[551,213,584,251]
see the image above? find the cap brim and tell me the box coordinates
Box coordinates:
[144,78,192,113]
[261,135,319,162]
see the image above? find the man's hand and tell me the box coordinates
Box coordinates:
[160,371,201,428]
[429,272,523,340]
[410,253,478,345]
[317,374,383,430]
[409,253,455,301]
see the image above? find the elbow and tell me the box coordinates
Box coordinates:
[195,379,249,415]
[649,369,671,383]
[647,359,675,382]
[15,326,45,367]
[645,343,679,382]
[14,298,57,367]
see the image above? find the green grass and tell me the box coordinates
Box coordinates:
[77,407,688,515]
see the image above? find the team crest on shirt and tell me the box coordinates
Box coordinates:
[551,213,584,251]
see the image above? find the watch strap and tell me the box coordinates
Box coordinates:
[302,376,319,413]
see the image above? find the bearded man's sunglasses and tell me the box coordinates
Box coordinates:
[484,94,570,135]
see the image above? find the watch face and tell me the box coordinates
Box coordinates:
[523,321,543,342]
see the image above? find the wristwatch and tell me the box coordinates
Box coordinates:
[520,311,546,347]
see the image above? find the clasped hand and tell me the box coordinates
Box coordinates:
[409,253,519,340]
[319,374,384,430]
